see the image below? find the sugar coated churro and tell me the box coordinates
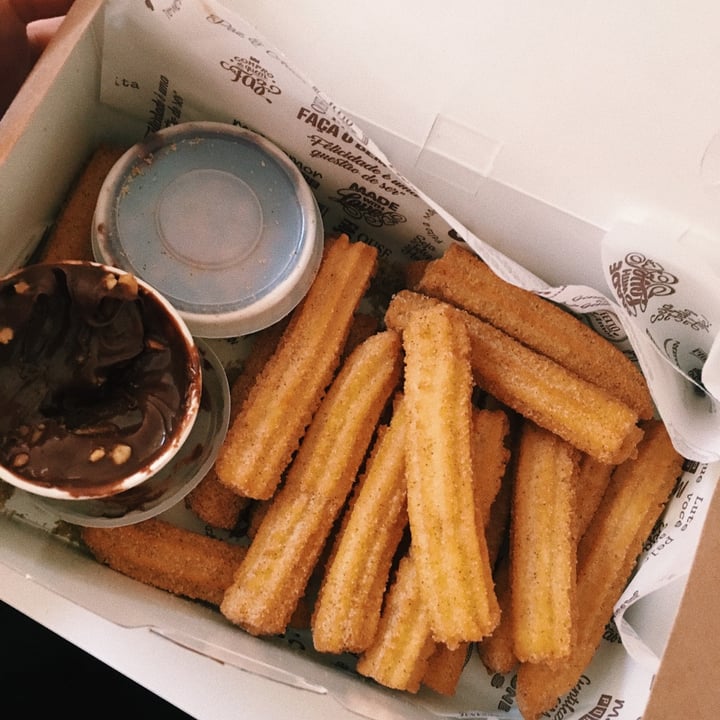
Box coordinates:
[511,421,579,664]
[82,519,246,607]
[312,394,409,654]
[356,553,436,693]
[516,420,683,720]
[41,144,127,263]
[215,235,378,500]
[220,330,402,636]
[186,319,288,529]
[574,453,615,543]
[420,407,510,694]
[403,304,500,648]
[421,642,472,696]
[417,242,654,420]
[471,408,511,530]
[477,553,517,674]
[385,291,643,464]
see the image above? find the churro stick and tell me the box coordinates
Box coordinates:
[184,472,251,532]
[478,433,520,676]
[516,420,683,720]
[511,421,580,664]
[188,310,377,529]
[403,304,500,648]
[421,643,472,696]
[471,408,511,530]
[417,409,510,695]
[418,242,654,420]
[220,330,402,636]
[312,395,409,654]
[41,144,126,263]
[478,553,517,674]
[484,417,519,568]
[344,312,380,357]
[215,235,378,500]
[574,454,615,542]
[81,519,246,607]
[386,291,643,464]
[355,553,436,693]
[186,319,288,529]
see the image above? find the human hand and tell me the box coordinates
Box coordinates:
[0,0,76,117]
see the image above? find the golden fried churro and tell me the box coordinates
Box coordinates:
[477,553,517,674]
[312,394,409,654]
[188,310,378,529]
[418,243,654,420]
[511,421,579,664]
[344,312,380,358]
[220,330,402,636]
[574,454,614,542]
[421,641,471,696]
[477,422,520,676]
[385,291,643,464]
[41,144,127,263]
[184,473,251,532]
[484,422,518,569]
[516,420,683,720]
[419,407,510,694]
[215,235,378,500]
[186,320,288,529]
[403,259,431,290]
[355,553,436,693]
[471,408,511,530]
[403,304,500,648]
[81,519,246,607]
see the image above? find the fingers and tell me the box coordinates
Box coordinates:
[8,0,74,24]
[26,15,65,62]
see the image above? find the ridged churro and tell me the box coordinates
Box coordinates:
[189,310,379,530]
[471,408,511,530]
[421,642,472,696]
[516,420,683,720]
[420,407,510,693]
[220,330,402,636]
[574,454,615,542]
[417,242,654,420]
[41,144,126,263]
[511,421,579,664]
[477,553,517,674]
[403,304,500,648]
[385,291,643,464]
[355,553,436,693]
[344,312,381,357]
[82,519,246,607]
[215,235,378,500]
[312,394,409,654]
[186,319,288,529]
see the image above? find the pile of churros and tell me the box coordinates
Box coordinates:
[81,236,683,720]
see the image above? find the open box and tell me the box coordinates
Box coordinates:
[2,1,720,718]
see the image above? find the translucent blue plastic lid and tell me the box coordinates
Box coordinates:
[92,122,323,338]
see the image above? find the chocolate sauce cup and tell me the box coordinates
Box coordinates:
[0,261,202,501]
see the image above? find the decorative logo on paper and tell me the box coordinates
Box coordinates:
[331,185,408,227]
[608,252,679,317]
[650,304,710,332]
[219,56,282,103]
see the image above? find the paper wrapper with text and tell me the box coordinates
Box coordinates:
[92,2,720,718]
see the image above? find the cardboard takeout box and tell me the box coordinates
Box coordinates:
[2,1,720,718]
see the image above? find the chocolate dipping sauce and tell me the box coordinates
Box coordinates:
[0,263,200,496]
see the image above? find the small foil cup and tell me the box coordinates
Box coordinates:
[0,261,202,501]
[92,121,324,338]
